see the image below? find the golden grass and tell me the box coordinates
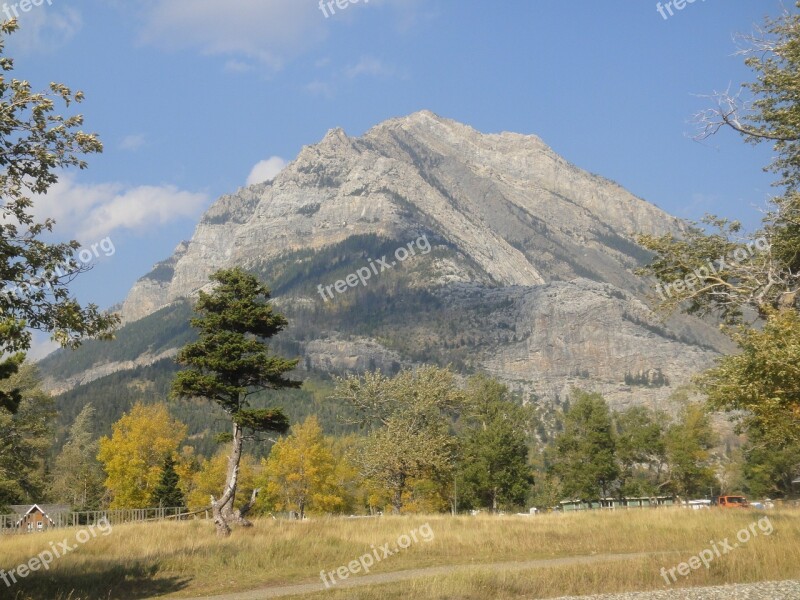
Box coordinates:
[1,508,799,599]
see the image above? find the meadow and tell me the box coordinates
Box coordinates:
[2,508,799,600]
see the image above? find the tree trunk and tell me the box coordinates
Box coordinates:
[221,421,244,520]
[230,488,259,528]
[211,494,232,537]
[210,421,244,537]
[391,473,406,514]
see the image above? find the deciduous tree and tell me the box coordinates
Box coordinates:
[261,416,349,519]
[663,404,718,498]
[0,22,118,414]
[97,403,187,509]
[333,366,463,513]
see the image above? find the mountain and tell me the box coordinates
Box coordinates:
[39,111,730,445]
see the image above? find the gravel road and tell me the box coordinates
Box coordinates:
[550,580,800,599]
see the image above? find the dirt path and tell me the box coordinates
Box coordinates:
[186,552,660,600]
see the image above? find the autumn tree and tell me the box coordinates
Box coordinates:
[260,416,350,519]
[0,21,118,414]
[333,366,463,513]
[49,404,105,510]
[171,268,299,536]
[97,403,187,509]
[185,449,259,512]
[0,364,54,507]
[637,5,800,450]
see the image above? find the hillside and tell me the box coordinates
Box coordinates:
[38,111,732,447]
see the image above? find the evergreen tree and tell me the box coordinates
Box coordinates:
[171,268,300,536]
[663,404,718,498]
[151,455,186,510]
[458,375,533,512]
[550,390,619,500]
[0,365,54,508]
[49,404,105,510]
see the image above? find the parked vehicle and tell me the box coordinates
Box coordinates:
[713,495,750,508]
[687,499,711,510]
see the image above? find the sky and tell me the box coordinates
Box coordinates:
[5,0,792,355]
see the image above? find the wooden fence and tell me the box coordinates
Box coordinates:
[0,506,210,534]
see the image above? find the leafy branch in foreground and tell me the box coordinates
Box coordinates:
[0,19,119,411]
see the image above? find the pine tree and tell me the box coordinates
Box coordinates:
[551,390,619,501]
[458,375,533,512]
[151,455,186,510]
[49,404,105,510]
[171,268,300,536]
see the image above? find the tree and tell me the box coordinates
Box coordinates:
[0,364,54,507]
[741,431,800,498]
[151,455,186,510]
[333,366,463,513]
[550,391,619,501]
[49,404,105,510]
[186,449,259,513]
[97,403,187,509]
[637,4,800,451]
[613,406,667,497]
[663,404,718,498]
[171,268,300,536]
[458,376,533,512]
[260,416,349,519]
[699,309,800,444]
[0,21,118,414]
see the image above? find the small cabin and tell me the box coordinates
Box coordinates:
[5,504,71,532]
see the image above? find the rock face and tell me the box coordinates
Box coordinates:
[123,111,679,319]
[100,111,727,411]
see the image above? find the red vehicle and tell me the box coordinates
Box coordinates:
[713,495,750,508]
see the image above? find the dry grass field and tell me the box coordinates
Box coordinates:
[2,508,799,600]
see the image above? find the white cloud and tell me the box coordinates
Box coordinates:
[344,56,394,79]
[32,173,210,242]
[133,0,427,69]
[305,80,334,98]
[306,56,398,98]
[224,59,254,74]
[246,157,287,186]
[137,0,328,69]
[5,5,82,53]
[120,134,147,151]
[28,334,60,362]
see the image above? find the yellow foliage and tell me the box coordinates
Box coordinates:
[260,415,353,517]
[97,403,187,509]
[401,477,450,514]
[186,447,260,511]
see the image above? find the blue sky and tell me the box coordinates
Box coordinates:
[6,0,790,353]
